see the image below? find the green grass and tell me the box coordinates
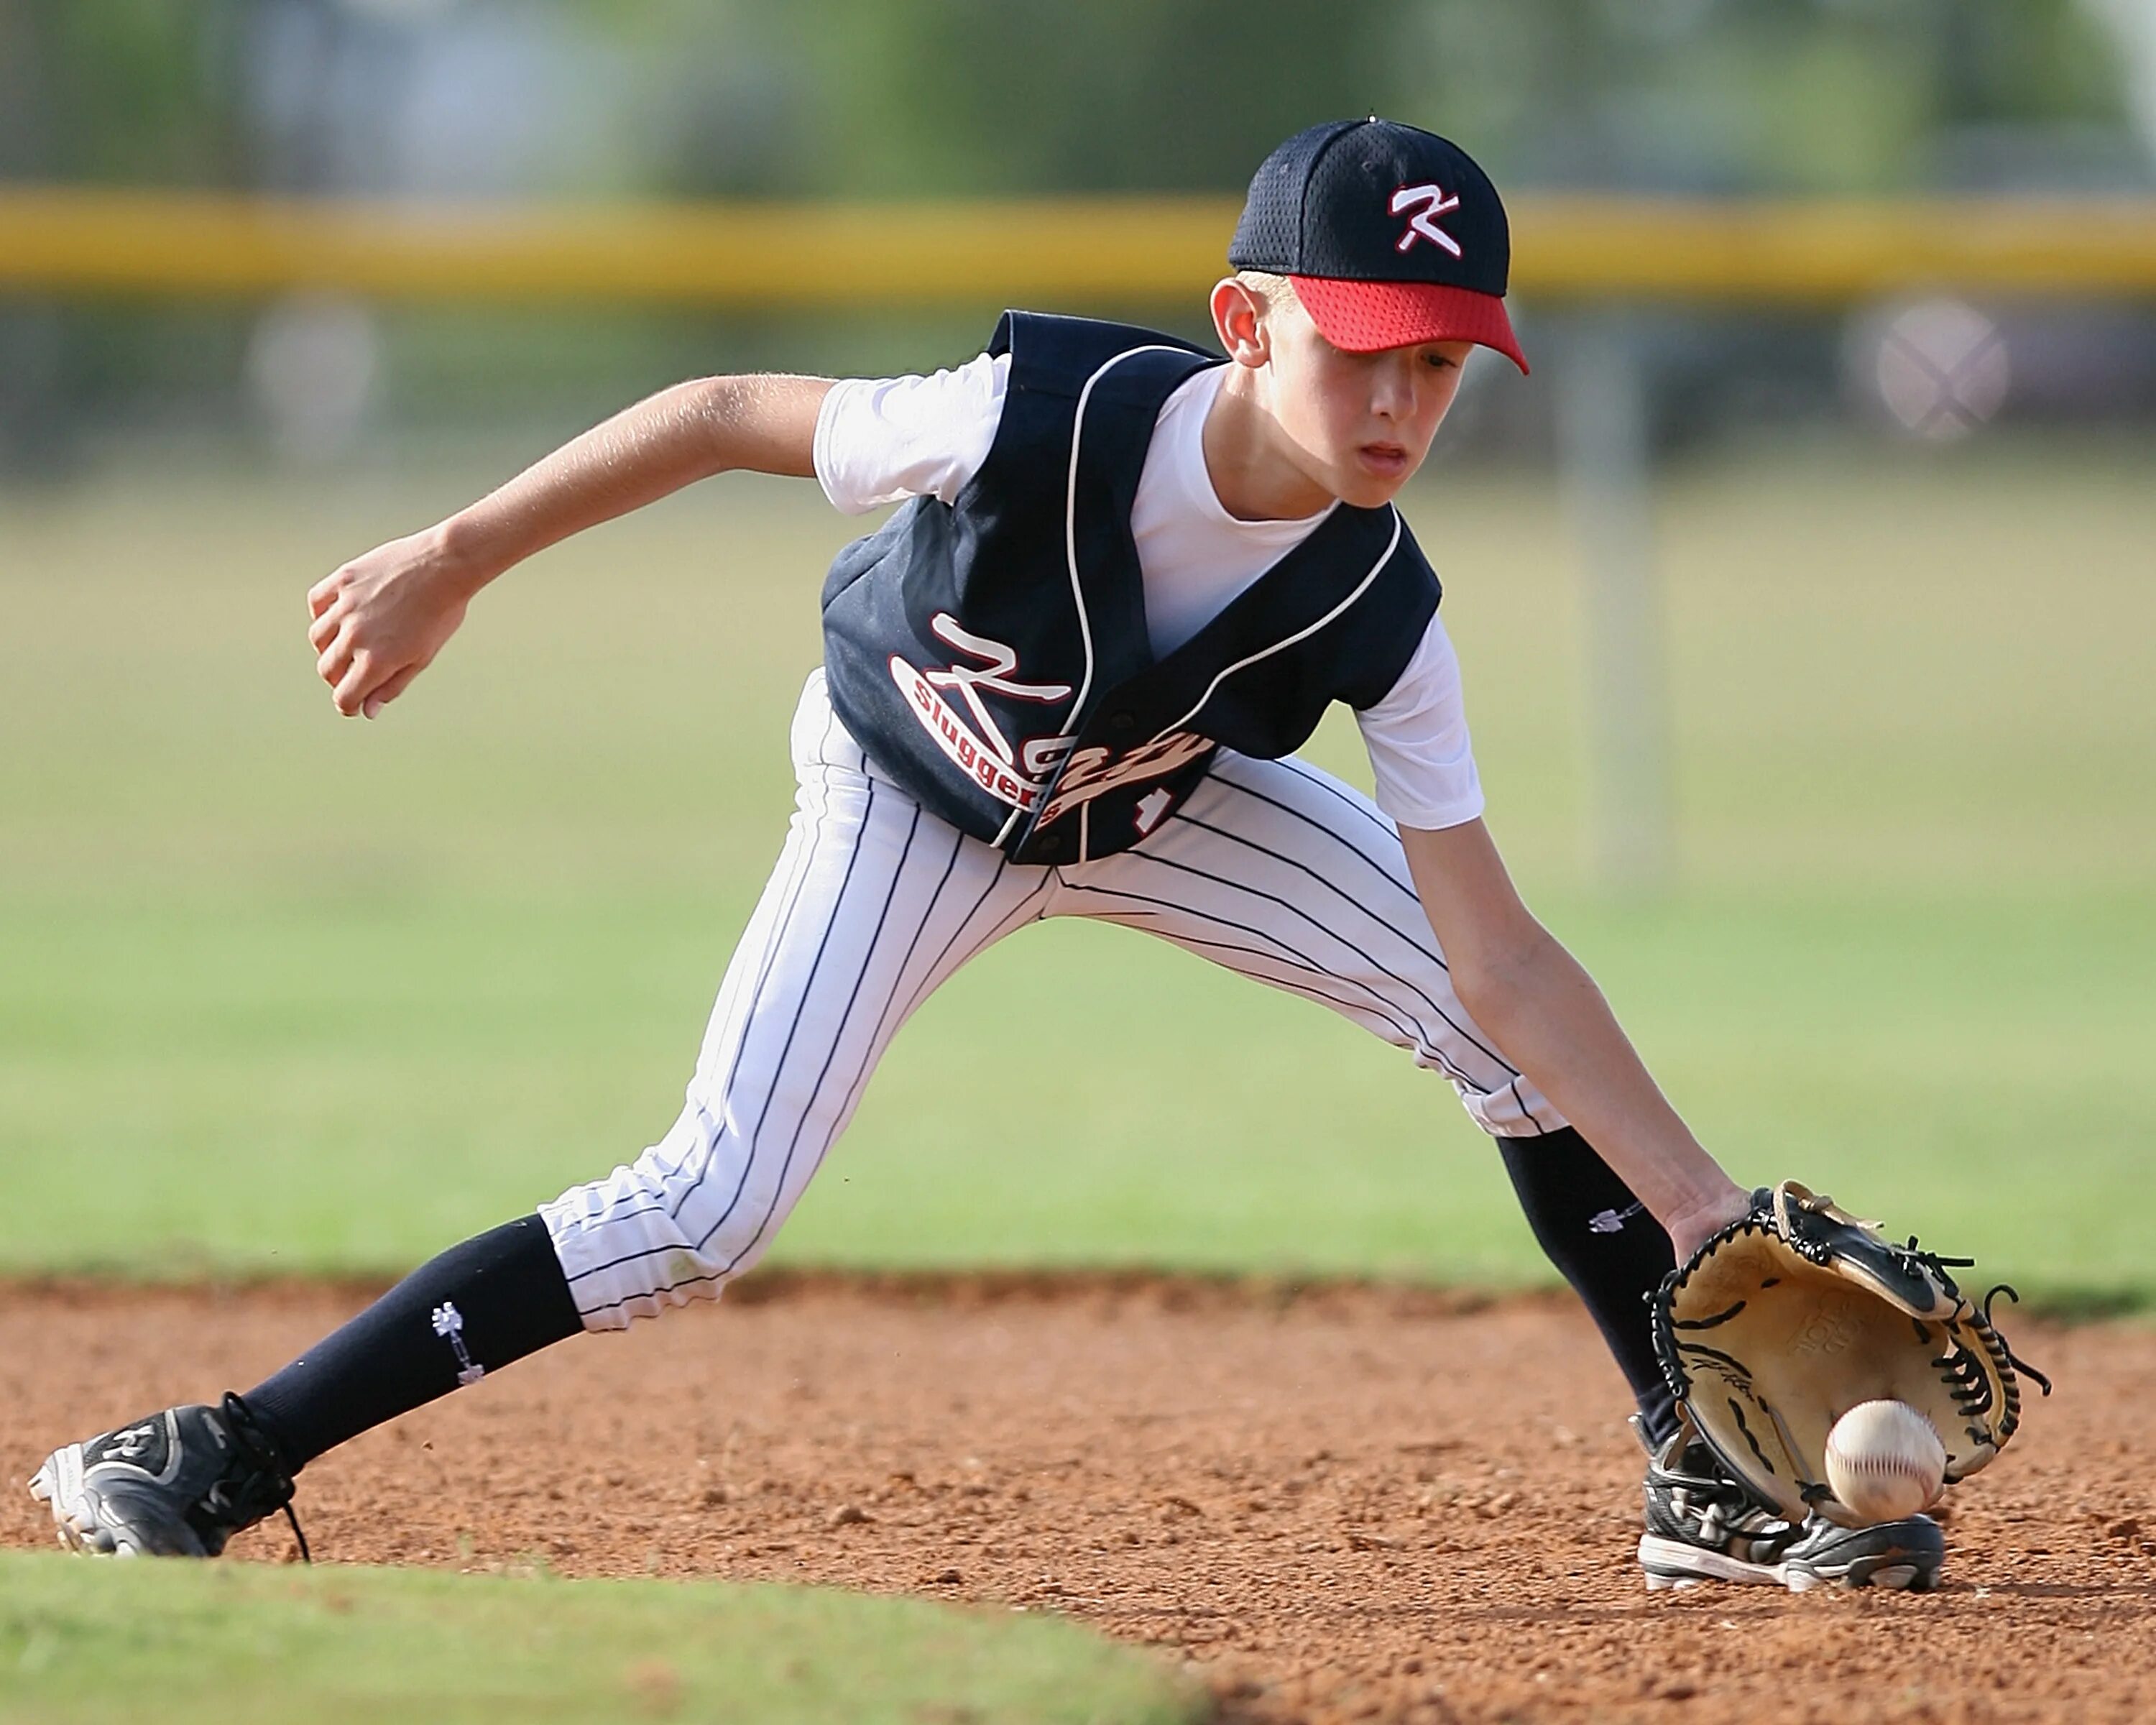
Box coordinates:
[3,439,2151,1300]
[0,1552,1200,1725]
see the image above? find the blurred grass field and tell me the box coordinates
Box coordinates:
[0,1551,1199,1725]
[3,438,2151,1300]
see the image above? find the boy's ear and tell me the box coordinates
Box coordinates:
[1210,277,1271,367]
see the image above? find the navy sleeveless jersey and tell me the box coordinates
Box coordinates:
[819,311,1442,865]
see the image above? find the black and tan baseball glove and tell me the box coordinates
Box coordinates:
[1651,1181,2048,1527]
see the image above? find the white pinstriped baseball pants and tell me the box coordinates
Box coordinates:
[540,670,1565,1328]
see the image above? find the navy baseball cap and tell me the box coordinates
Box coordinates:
[1229,119,1527,374]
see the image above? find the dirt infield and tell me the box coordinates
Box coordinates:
[4,1276,2150,1724]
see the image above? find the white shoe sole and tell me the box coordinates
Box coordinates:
[1639,1533,1787,1588]
[1639,1533,1933,1593]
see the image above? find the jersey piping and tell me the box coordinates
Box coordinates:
[1151,505,1404,745]
[1064,344,1198,719]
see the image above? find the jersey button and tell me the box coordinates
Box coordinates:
[1105,710,1136,735]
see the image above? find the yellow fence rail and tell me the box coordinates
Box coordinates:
[2,186,2154,305]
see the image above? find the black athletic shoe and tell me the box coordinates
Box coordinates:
[1637,1432,1942,1593]
[27,1394,308,1560]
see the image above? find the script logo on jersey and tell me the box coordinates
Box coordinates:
[890,613,1212,836]
[890,614,1074,811]
[1038,730,1213,832]
[1389,183,1463,257]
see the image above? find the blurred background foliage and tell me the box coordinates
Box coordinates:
[1,0,2147,197]
[2,0,2154,461]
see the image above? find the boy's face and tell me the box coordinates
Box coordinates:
[1217,280,1473,510]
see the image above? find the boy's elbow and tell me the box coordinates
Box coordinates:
[688,372,823,479]
[1449,954,1511,1027]
[1450,927,1557,1029]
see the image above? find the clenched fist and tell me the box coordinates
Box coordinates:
[306,526,482,719]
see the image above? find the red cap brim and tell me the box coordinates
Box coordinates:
[1289,276,1529,374]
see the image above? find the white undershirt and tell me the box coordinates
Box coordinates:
[812,354,1483,830]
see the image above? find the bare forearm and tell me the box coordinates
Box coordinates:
[438,372,831,588]
[1462,930,1745,1253]
[1395,820,1746,1257]
[308,372,830,719]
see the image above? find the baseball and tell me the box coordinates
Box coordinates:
[1825,1399,1947,1522]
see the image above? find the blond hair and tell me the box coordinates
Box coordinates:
[1233,270,1302,318]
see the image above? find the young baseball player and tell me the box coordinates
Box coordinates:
[29,120,1943,1591]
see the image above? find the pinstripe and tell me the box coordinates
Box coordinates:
[885,854,1027,1031]
[663,694,850,1187]
[575,1267,729,1320]
[824,826,976,1140]
[681,778,880,1251]
[832,824,967,1124]
[1052,878,1483,1090]
[568,822,1037,1323]
[717,802,927,1274]
[568,1129,706,1250]
[1192,755,1563,1130]
[1274,753,1411,848]
[885,875,1056,1039]
[1171,806,1446,970]
[1169,941,1470,1077]
[575,1268,725,1320]
[1084,908,1471,1080]
[565,778,885,1287]
[556,704,1055,1311]
[1113,845,1523,1087]
[574,747,845,1236]
[1153,804,1547,1110]
[956,877,1056,970]
[1204,758,1424,913]
[1179,757,1565,1124]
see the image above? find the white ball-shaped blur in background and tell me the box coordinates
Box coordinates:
[1848,296,2012,441]
[245,293,382,464]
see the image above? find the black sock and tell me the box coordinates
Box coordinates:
[241,1215,583,1471]
[1496,1127,1678,1447]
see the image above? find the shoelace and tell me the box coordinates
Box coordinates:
[219,1392,311,1563]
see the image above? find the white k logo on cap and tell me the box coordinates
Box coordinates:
[1389,183,1463,257]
